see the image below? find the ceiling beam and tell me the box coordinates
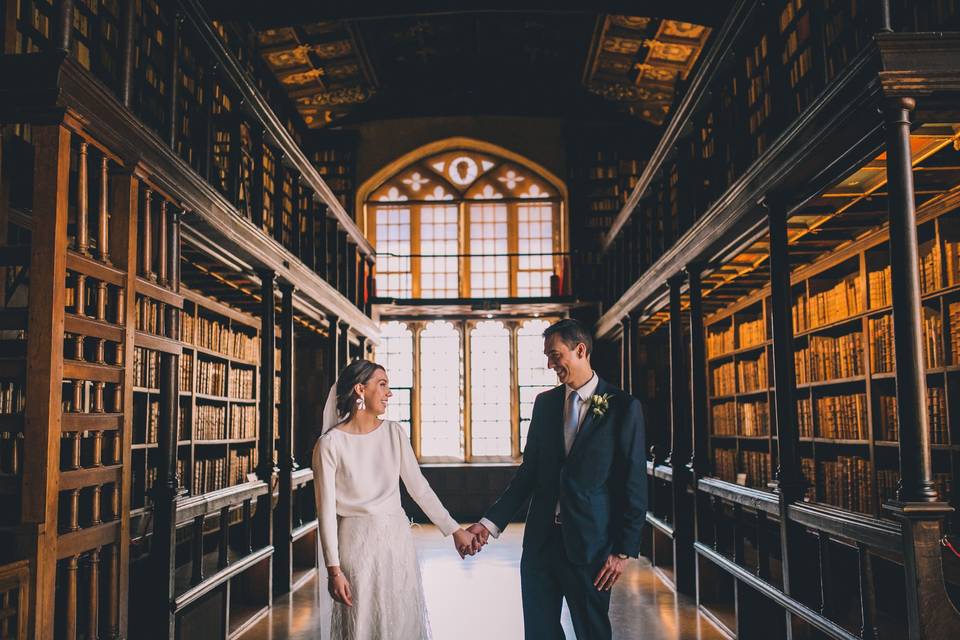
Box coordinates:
[201,0,734,28]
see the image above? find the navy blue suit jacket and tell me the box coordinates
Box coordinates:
[484,377,648,565]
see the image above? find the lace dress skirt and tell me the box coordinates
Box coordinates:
[332,513,432,640]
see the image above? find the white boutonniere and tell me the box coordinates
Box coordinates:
[589,393,612,418]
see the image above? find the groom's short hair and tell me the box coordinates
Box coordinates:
[543,318,592,356]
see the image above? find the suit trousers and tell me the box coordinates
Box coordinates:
[520,524,612,640]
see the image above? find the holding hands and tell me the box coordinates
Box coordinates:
[453,522,492,558]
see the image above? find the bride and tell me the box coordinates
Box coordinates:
[312,359,481,639]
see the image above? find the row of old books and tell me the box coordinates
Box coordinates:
[0,382,25,415]
[742,450,771,488]
[869,315,895,373]
[179,352,193,391]
[712,402,737,435]
[714,447,737,483]
[195,404,227,440]
[807,332,864,381]
[946,239,960,287]
[134,398,160,444]
[737,356,768,393]
[809,274,863,329]
[192,458,227,495]
[816,393,868,439]
[920,239,941,294]
[135,297,167,336]
[230,405,257,440]
[712,361,736,396]
[197,359,227,397]
[870,309,942,374]
[876,388,948,444]
[229,368,256,399]
[193,315,260,361]
[792,294,809,334]
[798,398,813,437]
[0,432,23,475]
[868,265,892,309]
[228,449,255,486]
[133,347,160,389]
[707,324,734,358]
[737,316,765,350]
[821,455,872,513]
[878,469,952,502]
[740,400,770,436]
[801,458,817,501]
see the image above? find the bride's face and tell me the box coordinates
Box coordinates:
[360,368,392,415]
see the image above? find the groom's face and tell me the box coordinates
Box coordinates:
[544,334,589,386]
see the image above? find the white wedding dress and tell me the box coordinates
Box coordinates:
[313,420,460,640]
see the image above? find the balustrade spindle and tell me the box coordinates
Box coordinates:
[90,485,102,526]
[0,591,8,637]
[107,544,120,636]
[116,288,125,326]
[65,555,79,640]
[732,504,744,563]
[142,190,154,281]
[92,429,103,466]
[77,143,90,256]
[98,156,111,264]
[87,549,100,640]
[68,489,80,532]
[158,202,168,286]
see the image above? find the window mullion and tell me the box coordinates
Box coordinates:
[411,204,422,299]
[508,202,519,297]
[462,319,472,462]
[459,200,469,298]
[510,321,521,459]
[412,322,422,459]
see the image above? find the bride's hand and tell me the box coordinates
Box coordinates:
[453,528,480,558]
[328,572,353,607]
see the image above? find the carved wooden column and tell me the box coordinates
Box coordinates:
[149,201,180,639]
[767,195,809,638]
[686,263,713,555]
[21,124,71,640]
[667,273,694,595]
[54,0,75,52]
[881,97,960,640]
[274,281,295,595]
[257,269,277,549]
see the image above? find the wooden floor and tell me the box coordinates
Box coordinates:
[241,524,730,639]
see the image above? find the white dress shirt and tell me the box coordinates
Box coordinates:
[480,372,598,538]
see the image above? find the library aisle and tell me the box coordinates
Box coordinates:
[240,525,728,640]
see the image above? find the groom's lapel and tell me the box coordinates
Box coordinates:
[568,378,608,462]
[549,386,566,458]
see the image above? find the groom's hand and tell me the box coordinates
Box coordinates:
[594,555,627,591]
[466,522,490,546]
[453,528,481,558]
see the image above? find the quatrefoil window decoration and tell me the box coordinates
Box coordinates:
[520,184,547,199]
[402,171,430,192]
[498,170,525,190]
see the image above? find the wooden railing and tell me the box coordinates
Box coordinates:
[0,560,28,640]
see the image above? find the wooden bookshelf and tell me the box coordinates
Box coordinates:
[310,131,358,215]
[705,206,960,517]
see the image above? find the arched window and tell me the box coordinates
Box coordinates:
[363,144,565,299]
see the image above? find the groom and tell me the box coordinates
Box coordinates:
[469,318,647,639]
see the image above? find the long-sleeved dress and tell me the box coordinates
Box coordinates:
[312,420,460,640]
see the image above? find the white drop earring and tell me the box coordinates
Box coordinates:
[357,396,366,411]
